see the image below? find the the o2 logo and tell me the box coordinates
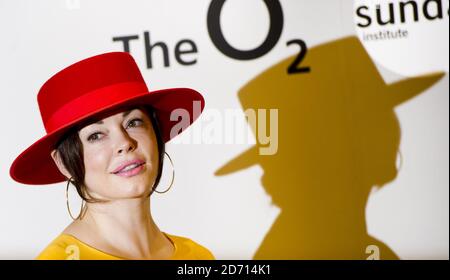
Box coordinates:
[207,0,284,60]
[113,0,310,74]
[207,0,310,74]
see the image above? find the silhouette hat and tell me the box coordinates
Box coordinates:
[215,37,444,176]
[10,52,205,185]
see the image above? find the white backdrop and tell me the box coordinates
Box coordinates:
[0,0,448,259]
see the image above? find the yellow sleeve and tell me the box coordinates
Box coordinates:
[36,237,81,260]
[188,239,216,260]
[196,246,216,260]
[167,233,216,260]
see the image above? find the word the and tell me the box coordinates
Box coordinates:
[113,31,198,69]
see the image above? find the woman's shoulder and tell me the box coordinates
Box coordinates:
[37,233,123,260]
[36,234,85,260]
[36,232,215,260]
[164,233,215,260]
[37,221,108,260]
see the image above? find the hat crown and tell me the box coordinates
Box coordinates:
[37,52,147,130]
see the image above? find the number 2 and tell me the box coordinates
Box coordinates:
[287,39,310,74]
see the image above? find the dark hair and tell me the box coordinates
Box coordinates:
[54,106,165,203]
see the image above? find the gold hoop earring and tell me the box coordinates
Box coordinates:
[153,151,175,194]
[66,177,85,220]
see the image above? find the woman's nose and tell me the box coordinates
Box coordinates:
[114,128,137,155]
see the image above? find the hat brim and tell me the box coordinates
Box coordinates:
[10,88,204,185]
[214,146,259,176]
[214,72,446,177]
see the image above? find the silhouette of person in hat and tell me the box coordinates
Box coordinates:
[215,37,444,259]
[10,52,214,260]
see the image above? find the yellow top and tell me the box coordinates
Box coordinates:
[36,233,215,260]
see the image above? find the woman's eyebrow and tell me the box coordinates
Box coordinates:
[93,110,133,125]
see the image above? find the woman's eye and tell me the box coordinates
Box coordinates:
[127,118,144,128]
[87,132,102,142]
[85,118,143,142]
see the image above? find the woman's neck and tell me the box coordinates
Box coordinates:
[66,198,170,259]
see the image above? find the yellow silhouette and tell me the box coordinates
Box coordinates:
[215,37,444,259]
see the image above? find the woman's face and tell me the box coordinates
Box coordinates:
[77,107,159,200]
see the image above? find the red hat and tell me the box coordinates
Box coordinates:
[10,52,205,185]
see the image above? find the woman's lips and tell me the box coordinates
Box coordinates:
[114,163,145,177]
[112,159,146,173]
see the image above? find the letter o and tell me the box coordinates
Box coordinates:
[207,0,284,60]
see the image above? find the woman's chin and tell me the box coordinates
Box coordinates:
[107,176,151,199]
[120,182,151,198]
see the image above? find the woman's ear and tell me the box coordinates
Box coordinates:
[50,149,72,179]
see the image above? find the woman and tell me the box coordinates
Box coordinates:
[9,52,214,260]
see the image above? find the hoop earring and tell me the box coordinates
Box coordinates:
[66,177,86,220]
[153,151,175,194]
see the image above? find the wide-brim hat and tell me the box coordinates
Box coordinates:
[215,37,444,177]
[10,52,205,185]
